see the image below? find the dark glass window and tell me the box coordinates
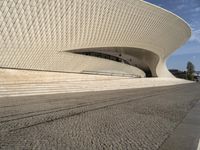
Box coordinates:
[75,51,130,65]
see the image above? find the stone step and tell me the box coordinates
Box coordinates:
[0,69,192,98]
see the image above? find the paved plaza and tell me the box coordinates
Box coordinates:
[0,69,191,97]
[0,83,200,150]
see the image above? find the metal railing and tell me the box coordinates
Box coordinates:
[81,70,142,78]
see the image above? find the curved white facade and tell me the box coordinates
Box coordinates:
[0,0,191,77]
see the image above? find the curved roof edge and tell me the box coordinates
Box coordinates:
[142,0,192,39]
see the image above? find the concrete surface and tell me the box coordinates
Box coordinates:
[0,83,200,150]
[0,69,192,97]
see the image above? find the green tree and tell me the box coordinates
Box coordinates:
[186,61,195,80]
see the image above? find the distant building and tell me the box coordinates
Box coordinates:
[169,69,187,79]
[194,71,200,82]
[170,70,200,81]
[193,71,200,77]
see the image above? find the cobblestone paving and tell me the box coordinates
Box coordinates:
[0,83,200,150]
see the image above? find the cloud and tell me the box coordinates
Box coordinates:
[194,7,200,12]
[192,55,196,60]
[157,4,164,7]
[176,4,185,10]
[190,29,200,43]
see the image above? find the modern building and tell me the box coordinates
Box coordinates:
[0,0,191,78]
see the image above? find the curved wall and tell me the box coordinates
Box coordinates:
[0,0,191,77]
[71,47,158,77]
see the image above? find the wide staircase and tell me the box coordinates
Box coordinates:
[0,69,191,97]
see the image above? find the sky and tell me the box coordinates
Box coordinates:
[145,0,200,71]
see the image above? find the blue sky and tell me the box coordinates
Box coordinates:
[145,0,200,71]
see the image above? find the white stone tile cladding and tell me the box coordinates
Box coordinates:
[0,0,191,77]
